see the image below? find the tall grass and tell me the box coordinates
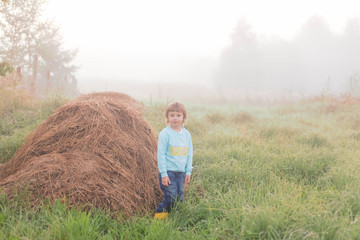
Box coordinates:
[1,97,360,239]
[0,90,67,163]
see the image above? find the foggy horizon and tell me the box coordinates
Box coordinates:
[74,14,360,100]
[43,0,360,98]
[3,0,360,101]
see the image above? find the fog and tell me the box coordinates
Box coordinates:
[44,0,360,102]
[76,16,360,102]
[213,16,360,97]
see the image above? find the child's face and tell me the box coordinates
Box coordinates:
[167,111,184,129]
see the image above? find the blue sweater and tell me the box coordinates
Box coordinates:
[157,126,193,178]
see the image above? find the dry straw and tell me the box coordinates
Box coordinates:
[0,92,161,217]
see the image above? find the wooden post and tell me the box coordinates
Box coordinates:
[46,70,50,96]
[30,55,38,95]
[15,67,22,86]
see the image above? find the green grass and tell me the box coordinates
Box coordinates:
[1,98,360,239]
[0,96,67,163]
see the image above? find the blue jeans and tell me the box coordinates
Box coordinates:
[156,171,185,213]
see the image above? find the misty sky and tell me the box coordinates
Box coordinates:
[45,0,360,94]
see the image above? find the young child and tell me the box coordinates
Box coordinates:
[154,101,193,220]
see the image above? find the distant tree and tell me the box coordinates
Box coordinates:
[213,18,261,90]
[0,0,78,96]
[343,18,360,63]
[296,15,333,42]
[291,15,339,91]
[294,15,335,64]
[0,0,45,68]
[342,18,360,95]
[213,15,360,96]
[35,20,78,89]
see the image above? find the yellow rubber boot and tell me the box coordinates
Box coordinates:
[154,212,169,221]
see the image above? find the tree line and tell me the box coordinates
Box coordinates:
[0,0,78,97]
[214,16,360,97]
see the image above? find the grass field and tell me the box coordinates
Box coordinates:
[1,94,360,239]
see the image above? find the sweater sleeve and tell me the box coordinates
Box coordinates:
[157,130,168,178]
[185,133,193,175]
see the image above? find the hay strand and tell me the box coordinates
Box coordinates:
[0,92,160,217]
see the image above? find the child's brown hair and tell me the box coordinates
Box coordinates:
[165,101,187,124]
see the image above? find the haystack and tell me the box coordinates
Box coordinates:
[0,92,161,217]
[76,91,144,112]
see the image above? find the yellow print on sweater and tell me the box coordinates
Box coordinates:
[170,147,189,156]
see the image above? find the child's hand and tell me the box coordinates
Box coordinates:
[162,176,171,187]
[185,175,191,184]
